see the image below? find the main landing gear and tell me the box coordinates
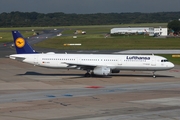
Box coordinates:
[84,70,94,77]
[84,72,91,77]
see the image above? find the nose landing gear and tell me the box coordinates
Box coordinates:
[153,71,156,78]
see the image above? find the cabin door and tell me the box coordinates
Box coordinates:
[118,59,122,65]
[151,58,156,66]
[34,55,39,65]
[77,57,81,64]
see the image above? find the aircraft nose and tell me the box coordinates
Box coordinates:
[169,62,174,69]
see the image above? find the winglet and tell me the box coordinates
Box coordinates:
[12,31,37,54]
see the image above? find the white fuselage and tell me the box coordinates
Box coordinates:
[10,53,174,71]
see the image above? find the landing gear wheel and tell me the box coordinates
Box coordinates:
[84,72,91,77]
[91,72,95,77]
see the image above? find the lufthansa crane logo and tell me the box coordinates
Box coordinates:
[15,38,25,48]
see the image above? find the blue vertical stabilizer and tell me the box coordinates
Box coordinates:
[12,31,37,54]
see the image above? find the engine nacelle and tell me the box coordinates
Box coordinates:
[111,70,120,73]
[93,67,111,76]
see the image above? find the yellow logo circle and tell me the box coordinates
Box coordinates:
[15,38,25,48]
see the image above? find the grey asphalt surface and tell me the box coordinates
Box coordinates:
[0,82,179,104]
[0,58,180,120]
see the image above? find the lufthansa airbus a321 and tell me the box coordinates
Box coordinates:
[10,31,174,77]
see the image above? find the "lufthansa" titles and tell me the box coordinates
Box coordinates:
[126,56,150,60]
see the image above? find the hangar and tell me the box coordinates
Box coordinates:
[110,27,167,36]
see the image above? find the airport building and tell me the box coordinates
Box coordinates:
[154,28,168,36]
[110,27,167,36]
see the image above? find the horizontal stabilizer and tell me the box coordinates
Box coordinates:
[9,55,25,61]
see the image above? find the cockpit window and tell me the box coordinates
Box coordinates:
[161,59,169,62]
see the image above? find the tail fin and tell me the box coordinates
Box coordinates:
[12,31,37,54]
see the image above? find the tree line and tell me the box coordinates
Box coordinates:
[0,11,180,27]
[168,20,180,33]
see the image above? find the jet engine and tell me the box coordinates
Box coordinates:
[93,67,111,76]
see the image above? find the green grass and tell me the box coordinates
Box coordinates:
[0,31,35,43]
[0,23,168,43]
[34,23,180,50]
[62,23,168,29]
[0,32,12,43]
[35,34,180,50]
[0,28,45,43]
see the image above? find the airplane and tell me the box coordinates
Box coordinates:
[9,31,174,78]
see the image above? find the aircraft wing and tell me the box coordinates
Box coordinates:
[62,62,97,70]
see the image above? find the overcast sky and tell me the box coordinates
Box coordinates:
[0,0,180,14]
